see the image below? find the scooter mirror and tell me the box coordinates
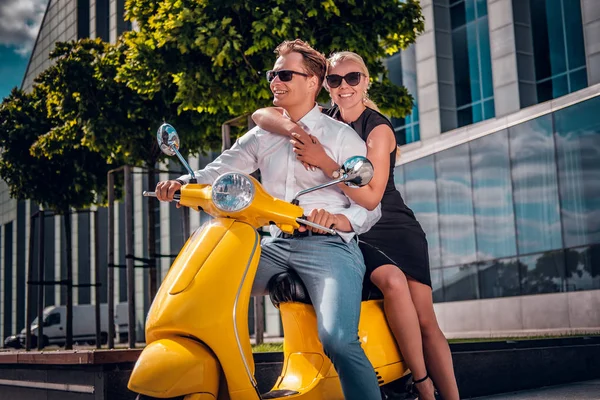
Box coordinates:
[156,123,197,182]
[157,123,180,156]
[340,156,374,188]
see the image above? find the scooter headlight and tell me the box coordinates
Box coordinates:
[212,173,255,212]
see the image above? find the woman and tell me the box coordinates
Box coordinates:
[252,51,459,400]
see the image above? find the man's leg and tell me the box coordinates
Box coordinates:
[290,236,381,400]
[251,237,291,296]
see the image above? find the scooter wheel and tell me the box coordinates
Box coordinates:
[136,395,184,400]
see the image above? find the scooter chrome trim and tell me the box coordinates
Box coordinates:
[232,223,261,390]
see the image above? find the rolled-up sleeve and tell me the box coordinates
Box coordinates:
[178,128,260,184]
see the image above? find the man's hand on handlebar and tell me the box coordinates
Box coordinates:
[155,180,182,206]
[299,209,338,234]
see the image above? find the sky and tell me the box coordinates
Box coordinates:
[0,0,47,100]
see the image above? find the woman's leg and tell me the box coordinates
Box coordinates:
[370,265,436,400]
[407,277,460,400]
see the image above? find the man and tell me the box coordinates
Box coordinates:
[155,39,382,400]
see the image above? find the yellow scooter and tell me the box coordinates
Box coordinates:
[128,124,408,400]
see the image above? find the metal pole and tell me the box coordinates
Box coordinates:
[25,213,36,351]
[94,210,101,349]
[147,168,158,302]
[125,165,136,348]
[37,209,45,350]
[64,210,73,350]
[254,296,265,345]
[107,172,115,349]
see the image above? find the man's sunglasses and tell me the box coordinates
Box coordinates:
[266,69,310,82]
[325,72,365,88]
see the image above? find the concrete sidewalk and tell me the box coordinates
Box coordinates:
[472,379,600,399]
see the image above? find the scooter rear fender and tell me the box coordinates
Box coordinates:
[128,337,219,398]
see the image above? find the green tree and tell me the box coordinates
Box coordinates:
[0,86,110,349]
[121,0,424,141]
[31,38,206,300]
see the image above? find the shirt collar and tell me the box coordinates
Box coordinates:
[283,103,321,132]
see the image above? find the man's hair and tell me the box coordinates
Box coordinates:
[274,39,327,99]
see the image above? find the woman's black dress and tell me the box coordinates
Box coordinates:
[324,106,432,287]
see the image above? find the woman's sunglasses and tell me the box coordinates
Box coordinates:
[266,69,310,82]
[326,72,365,88]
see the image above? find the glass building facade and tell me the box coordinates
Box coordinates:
[529,0,587,102]
[449,0,495,128]
[384,45,420,145]
[395,95,600,303]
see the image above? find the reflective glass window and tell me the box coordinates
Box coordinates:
[404,156,441,268]
[565,245,600,292]
[509,115,562,254]
[436,144,477,266]
[450,0,495,128]
[470,130,517,260]
[530,0,587,102]
[384,46,420,144]
[394,165,405,200]
[478,258,521,299]
[519,250,565,295]
[431,268,444,303]
[443,264,479,301]
[554,96,600,248]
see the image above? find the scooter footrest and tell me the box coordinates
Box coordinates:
[261,389,301,399]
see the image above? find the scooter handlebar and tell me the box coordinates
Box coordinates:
[142,191,181,201]
[296,218,337,235]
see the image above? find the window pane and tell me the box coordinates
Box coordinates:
[564,0,585,69]
[519,250,565,295]
[478,258,521,299]
[431,268,444,303]
[483,99,495,120]
[453,27,472,107]
[443,264,479,301]
[457,106,473,128]
[537,75,568,103]
[479,18,494,99]
[451,1,466,29]
[436,144,477,266]
[404,156,441,268]
[569,69,588,93]
[394,165,405,199]
[509,115,562,254]
[470,130,517,260]
[395,127,407,146]
[554,96,600,247]
[565,245,600,291]
[467,22,481,103]
[545,0,567,76]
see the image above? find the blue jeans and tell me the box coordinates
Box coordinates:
[252,235,381,400]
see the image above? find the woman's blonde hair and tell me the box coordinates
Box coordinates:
[327,51,380,111]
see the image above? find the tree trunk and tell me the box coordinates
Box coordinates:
[63,210,73,350]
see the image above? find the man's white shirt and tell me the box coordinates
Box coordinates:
[178,104,381,242]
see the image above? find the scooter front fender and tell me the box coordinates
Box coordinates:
[128,337,219,398]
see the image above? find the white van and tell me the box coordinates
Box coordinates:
[22,304,110,346]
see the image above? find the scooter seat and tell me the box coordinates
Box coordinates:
[268,270,384,308]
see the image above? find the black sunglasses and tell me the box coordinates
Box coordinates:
[326,72,365,88]
[266,69,310,82]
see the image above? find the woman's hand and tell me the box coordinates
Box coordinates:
[291,134,334,171]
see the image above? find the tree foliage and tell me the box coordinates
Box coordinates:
[0,87,108,212]
[32,38,208,168]
[121,0,424,142]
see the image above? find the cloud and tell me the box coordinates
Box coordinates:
[0,0,47,57]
